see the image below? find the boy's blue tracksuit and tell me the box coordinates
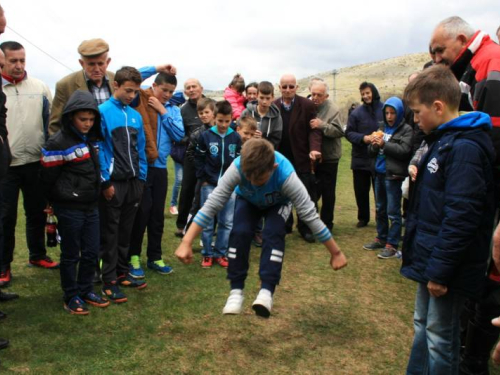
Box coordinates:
[98,97,147,283]
[194,151,331,292]
[195,126,241,258]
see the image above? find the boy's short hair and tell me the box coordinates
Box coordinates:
[0,41,24,53]
[229,73,245,93]
[214,100,233,117]
[241,139,275,181]
[258,81,274,96]
[155,73,177,86]
[197,97,215,113]
[245,82,258,93]
[403,65,461,110]
[115,66,142,86]
[237,116,258,131]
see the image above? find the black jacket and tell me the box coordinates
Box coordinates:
[40,90,102,210]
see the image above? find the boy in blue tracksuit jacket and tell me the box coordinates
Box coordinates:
[98,67,148,303]
[195,100,241,268]
[401,66,495,374]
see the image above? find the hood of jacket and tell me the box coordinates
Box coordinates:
[61,90,102,141]
[245,102,280,119]
[383,97,405,129]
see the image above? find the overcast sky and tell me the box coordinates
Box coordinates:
[1,0,499,92]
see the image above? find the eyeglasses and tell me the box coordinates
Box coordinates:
[281,85,296,89]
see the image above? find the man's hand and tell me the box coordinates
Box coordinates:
[310,118,322,129]
[491,317,500,365]
[409,165,418,182]
[148,97,167,115]
[363,135,373,144]
[371,136,385,148]
[175,242,194,264]
[254,130,262,139]
[330,251,347,271]
[102,185,115,201]
[155,64,177,75]
[427,281,448,297]
[309,150,322,161]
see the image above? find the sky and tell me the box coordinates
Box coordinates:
[1,0,499,93]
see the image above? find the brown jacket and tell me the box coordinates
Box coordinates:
[134,88,159,163]
[49,70,115,135]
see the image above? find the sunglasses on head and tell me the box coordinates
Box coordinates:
[281,85,296,89]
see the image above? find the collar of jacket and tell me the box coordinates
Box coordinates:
[2,71,27,86]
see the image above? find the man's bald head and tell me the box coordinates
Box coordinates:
[310,81,329,106]
[0,49,5,74]
[0,5,6,35]
[184,78,203,102]
[279,74,298,102]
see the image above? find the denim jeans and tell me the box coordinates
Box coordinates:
[406,283,466,375]
[54,206,99,303]
[200,184,235,258]
[374,173,402,248]
[170,161,183,207]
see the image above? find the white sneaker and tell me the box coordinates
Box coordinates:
[252,289,273,318]
[222,289,245,315]
[169,206,178,215]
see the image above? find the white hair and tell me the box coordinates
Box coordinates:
[437,16,475,39]
[310,79,329,93]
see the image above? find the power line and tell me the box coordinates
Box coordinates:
[4,25,74,73]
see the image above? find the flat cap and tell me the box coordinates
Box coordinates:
[78,38,109,57]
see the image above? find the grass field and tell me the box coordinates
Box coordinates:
[1,139,499,374]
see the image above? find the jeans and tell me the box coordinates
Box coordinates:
[170,161,183,207]
[374,173,402,248]
[54,206,99,303]
[407,283,466,375]
[200,184,235,258]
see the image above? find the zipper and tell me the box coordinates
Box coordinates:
[219,135,225,180]
[122,108,136,177]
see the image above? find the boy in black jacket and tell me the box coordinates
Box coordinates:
[41,90,109,315]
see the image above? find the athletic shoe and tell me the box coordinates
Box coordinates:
[252,233,263,247]
[83,291,110,308]
[215,256,229,268]
[174,229,184,238]
[201,257,213,268]
[222,289,245,315]
[117,274,147,289]
[169,206,178,215]
[0,269,11,288]
[356,221,368,228]
[129,255,145,279]
[363,240,386,251]
[377,245,398,259]
[29,256,59,269]
[102,282,128,303]
[64,296,89,315]
[252,289,273,318]
[396,250,402,259]
[147,259,173,275]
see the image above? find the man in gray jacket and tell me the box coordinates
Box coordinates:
[309,80,344,232]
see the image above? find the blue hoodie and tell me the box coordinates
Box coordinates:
[401,111,495,298]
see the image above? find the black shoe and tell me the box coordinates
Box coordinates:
[356,221,368,228]
[301,233,316,243]
[174,229,184,238]
[0,338,8,350]
[0,291,19,302]
[0,310,6,320]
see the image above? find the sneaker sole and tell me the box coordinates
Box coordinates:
[64,304,90,315]
[377,254,398,259]
[28,263,60,269]
[119,282,148,290]
[84,299,111,308]
[101,292,128,304]
[252,303,271,318]
[128,272,146,279]
[146,265,173,275]
[362,246,385,251]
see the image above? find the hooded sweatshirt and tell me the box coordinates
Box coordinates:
[40,90,102,210]
[368,97,413,179]
[240,103,283,149]
[224,87,246,120]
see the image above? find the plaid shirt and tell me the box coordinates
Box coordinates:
[85,73,111,105]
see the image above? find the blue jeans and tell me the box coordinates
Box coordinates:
[54,206,99,302]
[374,173,402,248]
[170,161,183,207]
[406,283,466,375]
[200,184,235,258]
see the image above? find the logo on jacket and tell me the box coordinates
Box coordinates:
[75,148,84,158]
[228,144,237,158]
[427,158,439,174]
[209,142,219,156]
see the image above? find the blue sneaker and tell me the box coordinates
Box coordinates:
[147,259,173,275]
[129,255,145,279]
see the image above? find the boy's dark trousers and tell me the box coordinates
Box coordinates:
[176,157,197,230]
[99,178,143,283]
[316,162,339,231]
[129,167,167,261]
[228,197,292,291]
[54,206,99,302]
[0,162,47,269]
[352,169,375,224]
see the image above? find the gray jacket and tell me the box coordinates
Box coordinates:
[316,100,343,163]
[241,103,282,149]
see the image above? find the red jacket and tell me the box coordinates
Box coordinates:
[223,87,245,120]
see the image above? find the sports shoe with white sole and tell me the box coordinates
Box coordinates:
[222,289,245,315]
[252,289,273,318]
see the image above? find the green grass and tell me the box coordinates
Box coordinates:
[2,139,499,374]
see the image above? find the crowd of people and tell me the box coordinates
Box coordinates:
[0,4,500,373]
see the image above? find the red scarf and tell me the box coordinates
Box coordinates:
[2,71,27,85]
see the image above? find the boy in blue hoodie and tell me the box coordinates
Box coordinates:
[195,100,241,268]
[98,67,148,303]
[364,97,413,258]
[401,66,495,374]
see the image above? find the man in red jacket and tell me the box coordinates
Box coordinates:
[274,74,321,243]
